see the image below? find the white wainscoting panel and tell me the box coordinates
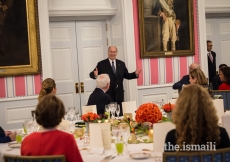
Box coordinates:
[50,27,71,41]
[221,40,230,65]
[112,23,122,38]
[83,46,103,79]
[0,97,38,130]
[206,22,213,35]
[56,93,74,111]
[137,85,174,107]
[220,22,230,34]
[52,48,73,81]
[6,105,36,124]
[82,26,102,40]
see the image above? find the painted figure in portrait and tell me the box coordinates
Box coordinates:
[140,0,194,57]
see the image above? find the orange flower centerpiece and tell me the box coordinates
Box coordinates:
[135,103,162,124]
[162,102,175,120]
[81,112,100,134]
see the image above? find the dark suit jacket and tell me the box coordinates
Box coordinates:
[212,75,222,90]
[89,58,137,102]
[172,75,190,91]
[207,51,216,83]
[87,88,112,115]
[0,133,11,143]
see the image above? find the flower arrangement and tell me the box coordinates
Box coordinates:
[135,103,162,124]
[81,112,100,122]
[162,102,175,113]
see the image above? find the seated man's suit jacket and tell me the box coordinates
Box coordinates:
[87,88,112,115]
[172,75,190,91]
[0,133,11,143]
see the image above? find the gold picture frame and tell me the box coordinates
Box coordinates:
[138,0,195,58]
[0,0,40,76]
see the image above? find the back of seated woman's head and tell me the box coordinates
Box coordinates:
[35,94,65,128]
[219,67,230,84]
[174,84,220,146]
[189,69,208,85]
[38,78,56,102]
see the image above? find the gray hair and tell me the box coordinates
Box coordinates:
[96,74,110,88]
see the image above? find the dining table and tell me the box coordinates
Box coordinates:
[0,138,163,162]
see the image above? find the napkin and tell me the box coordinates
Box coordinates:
[90,147,104,155]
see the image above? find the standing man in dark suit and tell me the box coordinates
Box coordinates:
[87,74,112,115]
[172,62,200,92]
[89,46,142,116]
[207,40,216,85]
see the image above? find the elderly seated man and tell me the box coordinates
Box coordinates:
[87,74,113,115]
[172,63,200,92]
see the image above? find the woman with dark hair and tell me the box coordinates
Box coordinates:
[164,84,230,152]
[21,94,83,162]
[38,78,56,102]
[219,67,230,90]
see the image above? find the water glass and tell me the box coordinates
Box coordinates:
[115,140,124,156]
[16,130,22,143]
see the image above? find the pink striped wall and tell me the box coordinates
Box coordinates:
[0,74,42,98]
[133,0,200,86]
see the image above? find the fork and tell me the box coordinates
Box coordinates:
[100,155,112,162]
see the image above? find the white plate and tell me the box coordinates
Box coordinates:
[8,143,21,148]
[130,153,150,159]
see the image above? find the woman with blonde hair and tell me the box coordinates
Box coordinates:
[38,78,56,102]
[164,84,230,151]
[189,68,214,98]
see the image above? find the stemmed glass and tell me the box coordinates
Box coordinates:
[105,105,110,119]
[110,102,117,119]
[116,105,120,118]
[119,123,130,154]
[76,109,80,120]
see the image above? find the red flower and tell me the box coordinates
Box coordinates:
[162,103,175,112]
[81,112,99,122]
[135,103,162,124]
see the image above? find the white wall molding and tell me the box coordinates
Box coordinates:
[49,9,118,18]
[205,0,230,13]
[198,0,208,76]
[121,0,138,104]
[38,0,53,78]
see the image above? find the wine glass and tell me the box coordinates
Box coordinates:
[105,105,110,119]
[111,125,120,142]
[110,102,117,119]
[119,123,130,154]
[116,105,120,118]
[76,109,80,120]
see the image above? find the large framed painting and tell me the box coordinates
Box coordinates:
[138,0,195,58]
[0,0,40,76]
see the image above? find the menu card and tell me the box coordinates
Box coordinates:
[89,123,111,150]
[82,105,97,114]
[122,101,137,118]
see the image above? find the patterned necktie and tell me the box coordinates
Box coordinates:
[112,61,116,74]
[208,52,213,63]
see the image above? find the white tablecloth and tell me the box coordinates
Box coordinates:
[0,139,162,162]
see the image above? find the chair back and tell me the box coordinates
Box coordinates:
[82,105,97,114]
[222,114,230,137]
[212,99,224,122]
[122,101,137,118]
[153,122,175,152]
[211,90,230,110]
[4,154,66,162]
[163,147,230,162]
